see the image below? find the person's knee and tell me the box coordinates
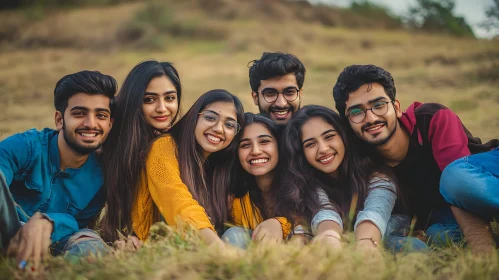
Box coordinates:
[440,158,474,205]
[221,226,252,249]
[63,229,111,258]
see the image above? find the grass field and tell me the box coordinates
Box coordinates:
[0,0,498,278]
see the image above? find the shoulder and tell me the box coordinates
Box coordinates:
[1,128,54,148]
[415,103,459,121]
[150,135,177,154]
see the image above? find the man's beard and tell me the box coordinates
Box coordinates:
[257,97,300,118]
[359,120,398,146]
[63,123,103,155]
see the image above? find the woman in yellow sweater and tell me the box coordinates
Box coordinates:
[102,60,182,245]
[132,89,244,247]
[223,113,292,248]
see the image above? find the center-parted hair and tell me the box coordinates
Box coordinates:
[275,105,373,227]
[54,70,117,115]
[101,60,182,242]
[332,65,396,117]
[169,89,245,232]
[248,52,306,92]
[231,113,281,222]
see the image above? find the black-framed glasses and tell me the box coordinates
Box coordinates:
[198,111,241,134]
[346,101,394,124]
[257,87,300,103]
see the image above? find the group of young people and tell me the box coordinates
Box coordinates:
[1,52,498,270]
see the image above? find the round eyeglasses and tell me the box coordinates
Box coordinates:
[346,101,394,124]
[198,111,240,134]
[257,87,300,103]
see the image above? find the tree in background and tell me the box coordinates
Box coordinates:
[480,0,499,33]
[406,0,475,37]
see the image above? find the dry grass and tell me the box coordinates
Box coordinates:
[1,222,498,280]
[0,3,498,276]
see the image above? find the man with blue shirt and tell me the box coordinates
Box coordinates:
[0,70,116,269]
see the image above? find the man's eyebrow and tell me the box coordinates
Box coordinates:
[261,86,298,91]
[70,106,110,114]
[346,96,389,112]
[70,106,89,112]
[367,96,388,104]
[95,108,111,113]
[302,129,336,145]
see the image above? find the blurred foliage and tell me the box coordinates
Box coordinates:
[349,0,402,28]
[117,1,228,50]
[406,0,475,37]
[0,0,136,10]
[480,0,499,32]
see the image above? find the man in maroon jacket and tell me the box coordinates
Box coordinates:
[332,64,496,254]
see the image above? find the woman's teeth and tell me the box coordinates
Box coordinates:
[319,155,334,163]
[250,158,269,164]
[207,134,221,143]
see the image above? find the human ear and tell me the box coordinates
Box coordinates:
[55,111,64,130]
[393,100,402,118]
[251,91,258,106]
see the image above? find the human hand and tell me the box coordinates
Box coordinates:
[252,218,283,245]
[7,212,53,270]
[114,235,143,252]
[312,230,343,251]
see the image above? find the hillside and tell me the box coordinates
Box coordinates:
[0,0,498,141]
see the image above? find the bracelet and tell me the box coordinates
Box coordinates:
[357,237,378,247]
[323,234,342,242]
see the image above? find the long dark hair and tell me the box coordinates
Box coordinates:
[231,113,281,222]
[169,89,245,232]
[101,60,182,242]
[275,105,377,228]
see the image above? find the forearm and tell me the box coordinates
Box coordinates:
[199,228,224,246]
[316,220,342,236]
[355,221,382,243]
[451,206,495,254]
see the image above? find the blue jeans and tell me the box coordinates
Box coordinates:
[221,226,252,249]
[384,209,463,253]
[440,148,499,220]
[51,229,111,258]
[0,170,109,257]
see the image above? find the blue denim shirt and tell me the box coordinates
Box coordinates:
[0,128,105,243]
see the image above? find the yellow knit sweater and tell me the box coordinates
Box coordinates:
[131,135,214,240]
[231,192,292,239]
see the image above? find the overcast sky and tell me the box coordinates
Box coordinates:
[308,0,495,38]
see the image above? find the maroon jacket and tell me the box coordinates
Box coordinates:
[399,102,471,171]
[392,102,471,228]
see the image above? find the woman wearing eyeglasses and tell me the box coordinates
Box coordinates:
[130,89,244,247]
[275,105,398,251]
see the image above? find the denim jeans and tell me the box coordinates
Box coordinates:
[221,226,252,249]
[0,171,22,251]
[384,208,463,253]
[51,229,111,258]
[0,170,110,257]
[440,147,499,220]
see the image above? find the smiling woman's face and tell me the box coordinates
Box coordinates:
[301,117,345,177]
[141,75,178,132]
[238,123,279,177]
[194,101,238,158]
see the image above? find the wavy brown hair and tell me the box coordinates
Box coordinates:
[275,105,393,228]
